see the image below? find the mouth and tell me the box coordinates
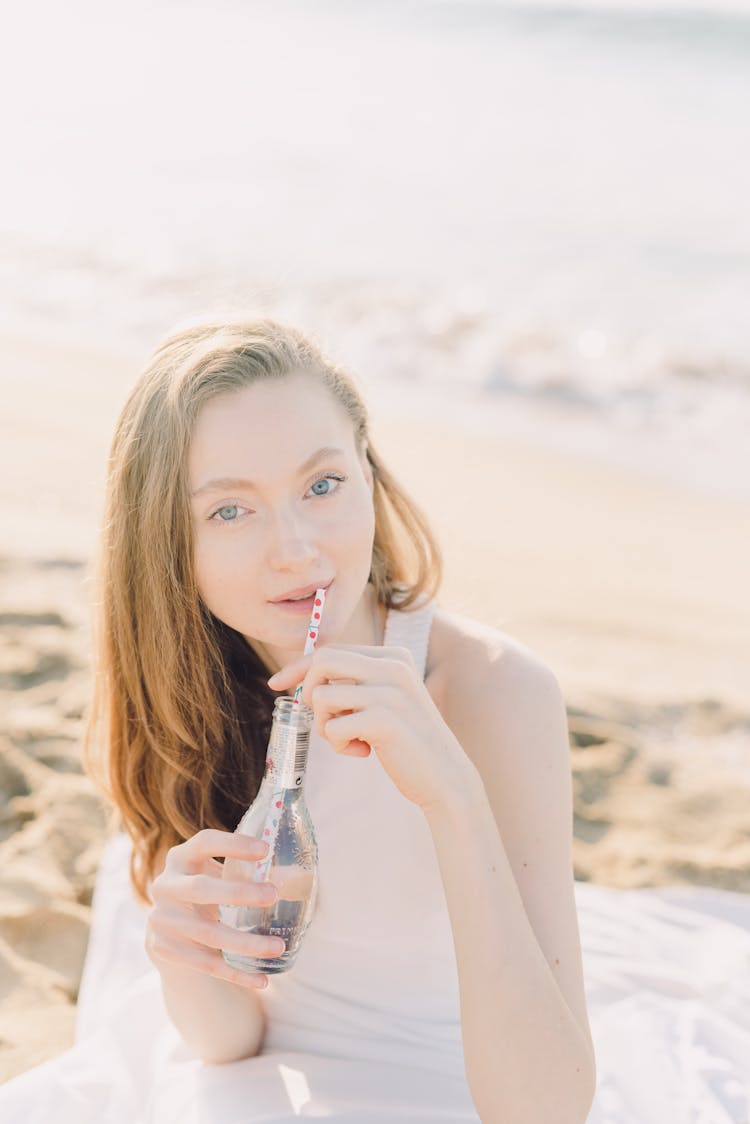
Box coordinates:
[269,580,333,612]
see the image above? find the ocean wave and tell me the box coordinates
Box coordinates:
[1,234,748,439]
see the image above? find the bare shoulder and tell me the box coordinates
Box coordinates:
[426,605,560,741]
[424,605,567,780]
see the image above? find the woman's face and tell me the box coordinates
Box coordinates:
[187,374,376,673]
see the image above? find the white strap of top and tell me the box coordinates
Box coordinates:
[382,593,435,683]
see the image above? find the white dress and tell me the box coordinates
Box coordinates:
[1,597,749,1123]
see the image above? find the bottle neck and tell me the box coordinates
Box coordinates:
[263,698,313,792]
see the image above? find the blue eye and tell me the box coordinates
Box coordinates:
[207,501,252,526]
[308,473,346,497]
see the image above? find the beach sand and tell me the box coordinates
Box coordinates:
[1,332,749,1082]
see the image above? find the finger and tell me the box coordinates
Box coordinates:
[267,653,315,691]
[267,644,414,692]
[175,829,270,871]
[147,931,271,990]
[168,873,279,910]
[272,653,411,708]
[308,683,368,738]
[308,683,399,743]
[339,740,371,757]
[310,683,371,707]
[304,655,411,709]
[323,707,393,754]
[195,921,287,962]
[155,907,287,961]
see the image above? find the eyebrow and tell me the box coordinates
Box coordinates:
[190,446,347,498]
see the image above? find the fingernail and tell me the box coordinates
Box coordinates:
[267,673,280,686]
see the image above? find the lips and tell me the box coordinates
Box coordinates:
[269,580,332,604]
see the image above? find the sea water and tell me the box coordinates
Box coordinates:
[1,0,747,495]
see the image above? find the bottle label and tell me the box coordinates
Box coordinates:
[266,731,309,790]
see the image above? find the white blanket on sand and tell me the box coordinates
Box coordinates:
[1,832,749,1124]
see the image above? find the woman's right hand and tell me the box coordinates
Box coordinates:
[145,828,286,991]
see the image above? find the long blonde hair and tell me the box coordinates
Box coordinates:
[84,317,442,904]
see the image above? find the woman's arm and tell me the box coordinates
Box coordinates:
[267,628,596,1119]
[424,653,596,1124]
[156,957,267,1065]
[145,830,281,1065]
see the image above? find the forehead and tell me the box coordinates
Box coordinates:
[188,376,357,480]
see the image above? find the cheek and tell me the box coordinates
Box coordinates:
[338,495,376,570]
[193,531,257,619]
[341,478,374,531]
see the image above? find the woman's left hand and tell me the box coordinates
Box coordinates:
[267,644,479,815]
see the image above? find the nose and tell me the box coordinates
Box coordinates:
[266,509,319,572]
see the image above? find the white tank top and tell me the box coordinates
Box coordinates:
[261,593,467,1079]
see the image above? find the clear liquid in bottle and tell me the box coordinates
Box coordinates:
[220,697,318,974]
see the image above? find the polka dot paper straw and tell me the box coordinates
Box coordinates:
[255,588,328,883]
[293,586,328,705]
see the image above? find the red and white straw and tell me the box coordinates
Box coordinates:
[293,586,328,706]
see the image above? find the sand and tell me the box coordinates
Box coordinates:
[1,332,749,1083]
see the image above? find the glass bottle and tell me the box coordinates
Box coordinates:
[220,696,318,975]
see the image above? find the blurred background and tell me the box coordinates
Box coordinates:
[1,0,749,1080]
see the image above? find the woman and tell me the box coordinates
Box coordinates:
[8,317,598,1123]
